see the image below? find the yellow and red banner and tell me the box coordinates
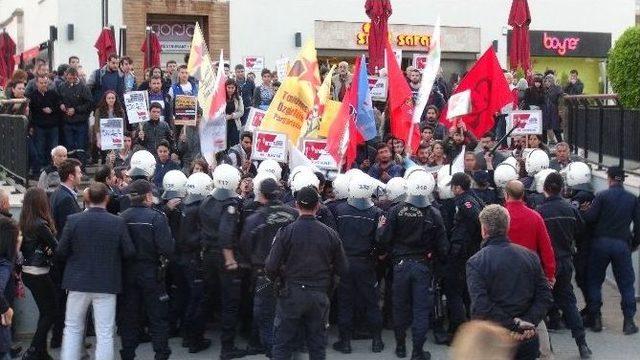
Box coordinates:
[187,23,216,116]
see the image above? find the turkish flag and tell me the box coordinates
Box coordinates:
[440,47,513,138]
[385,41,420,153]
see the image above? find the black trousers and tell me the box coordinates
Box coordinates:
[553,258,585,339]
[22,273,58,352]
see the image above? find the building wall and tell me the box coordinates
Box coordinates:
[229,0,635,70]
[0,0,59,53]
[122,0,230,76]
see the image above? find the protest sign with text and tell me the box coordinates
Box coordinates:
[174,95,198,126]
[99,118,124,150]
[368,75,388,101]
[507,110,543,135]
[244,107,267,132]
[244,56,265,79]
[124,91,149,124]
[252,130,288,162]
[302,139,338,170]
[447,89,472,119]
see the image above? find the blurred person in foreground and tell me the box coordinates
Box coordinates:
[451,320,515,360]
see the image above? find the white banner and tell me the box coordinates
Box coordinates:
[447,89,471,119]
[124,91,150,124]
[508,110,543,135]
[99,118,124,150]
[252,130,288,162]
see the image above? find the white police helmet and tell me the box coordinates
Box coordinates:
[257,159,282,181]
[525,149,550,176]
[534,168,558,194]
[332,174,350,200]
[436,166,455,200]
[253,171,278,197]
[184,172,213,204]
[502,156,520,171]
[385,177,407,202]
[129,150,157,178]
[344,168,365,181]
[291,170,319,193]
[161,170,188,200]
[405,171,436,207]
[494,163,519,188]
[404,165,428,180]
[347,174,375,209]
[563,162,591,187]
[288,165,314,186]
[213,164,241,191]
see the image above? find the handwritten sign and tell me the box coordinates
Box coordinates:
[244,107,267,132]
[367,75,388,101]
[302,139,338,170]
[244,56,265,79]
[251,130,288,162]
[174,95,198,126]
[124,91,149,124]
[200,117,227,154]
[99,118,124,150]
[275,57,289,82]
[507,110,543,135]
[447,90,471,119]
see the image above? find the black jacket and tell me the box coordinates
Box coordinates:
[537,195,584,260]
[265,215,348,289]
[21,217,57,268]
[57,208,135,293]
[27,88,61,128]
[120,205,174,266]
[57,81,93,124]
[50,185,81,240]
[583,183,639,243]
[466,235,553,328]
[449,192,484,259]
[335,202,383,257]
[199,195,242,251]
[564,80,584,96]
[139,119,173,154]
[178,200,203,258]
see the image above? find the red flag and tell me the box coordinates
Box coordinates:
[141,32,162,69]
[327,57,364,169]
[94,28,117,68]
[385,41,420,153]
[440,47,513,138]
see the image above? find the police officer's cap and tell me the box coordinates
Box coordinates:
[260,178,281,198]
[296,185,319,208]
[472,170,490,185]
[127,179,153,196]
[449,172,471,189]
[607,166,626,182]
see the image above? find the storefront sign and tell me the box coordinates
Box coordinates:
[149,21,195,54]
[357,23,430,48]
[510,30,611,58]
[174,95,198,126]
[367,75,387,101]
[507,110,543,135]
[302,139,338,170]
[252,130,288,162]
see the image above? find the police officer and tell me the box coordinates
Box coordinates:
[522,149,549,199]
[198,164,247,359]
[377,176,406,212]
[471,170,500,205]
[446,172,484,336]
[537,173,592,358]
[377,170,448,360]
[528,169,557,209]
[333,175,385,354]
[242,172,278,224]
[583,167,639,334]
[178,172,213,353]
[120,150,157,211]
[287,168,338,230]
[240,178,298,358]
[266,185,348,359]
[119,179,175,360]
[325,173,349,217]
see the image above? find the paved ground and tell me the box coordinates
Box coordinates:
[12,279,635,360]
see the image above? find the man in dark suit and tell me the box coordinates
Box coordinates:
[57,182,135,359]
[48,158,83,348]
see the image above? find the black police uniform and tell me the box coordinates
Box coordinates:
[537,195,588,346]
[570,189,595,302]
[471,187,500,206]
[377,199,448,359]
[333,200,384,352]
[163,201,187,337]
[325,198,346,218]
[198,189,247,358]
[240,201,298,356]
[445,191,483,333]
[286,199,338,230]
[265,214,348,360]
[119,205,175,360]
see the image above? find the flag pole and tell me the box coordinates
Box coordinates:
[489,126,518,155]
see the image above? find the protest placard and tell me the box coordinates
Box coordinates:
[447,89,472,119]
[174,95,198,126]
[199,117,227,155]
[99,118,124,150]
[507,110,543,135]
[367,75,388,101]
[275,57,289,81]
[302,139,338,170]
[412,54,428,71]
[124,91,150,124]
[252,130,288,162]
[244,107,267,132]
[244,56,265,79]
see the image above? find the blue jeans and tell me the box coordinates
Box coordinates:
[63,122,88,152]
[33,126,59,170]
[392,259,432,350]
[587,237,636,318]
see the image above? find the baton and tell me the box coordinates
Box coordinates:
[489,126,519,156]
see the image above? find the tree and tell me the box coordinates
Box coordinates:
[608,26,640,108]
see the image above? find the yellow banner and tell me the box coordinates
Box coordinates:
[186,23,216,115]
[318,65,335,111]
[259,41,321,145]
[317,100,341,138]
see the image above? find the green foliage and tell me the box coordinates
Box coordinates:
[608,26,640,108]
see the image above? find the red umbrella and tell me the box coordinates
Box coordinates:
[141,32,162,70]
[0,32,16,87]
[508,0,532,76]
[95,28,117,68]
[365,0,392,75]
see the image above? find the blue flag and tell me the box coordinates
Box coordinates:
[356,55,377,141]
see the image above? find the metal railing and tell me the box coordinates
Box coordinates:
[0,115,29,184]
[564,94,640,171]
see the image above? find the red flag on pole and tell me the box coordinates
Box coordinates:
[141,32,162,69]
[95,28,117,68]
[384,41,420,153]
[326,57,364,169]
[440,47,513,138]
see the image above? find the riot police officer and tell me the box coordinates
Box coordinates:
[377,170,448,360]
[198,164,247,359]
[376,176,407,212]
[179,172,213,353]
[266,185,348,359]
[287,167,337,230]
[119,179,175,360]
[528,169,557,209]
[120,150,157,211]
[446,172,484,336]
[333,174,385,354]
[522,149,550,200]
[240,178,298,358]
[325,173,349,217]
